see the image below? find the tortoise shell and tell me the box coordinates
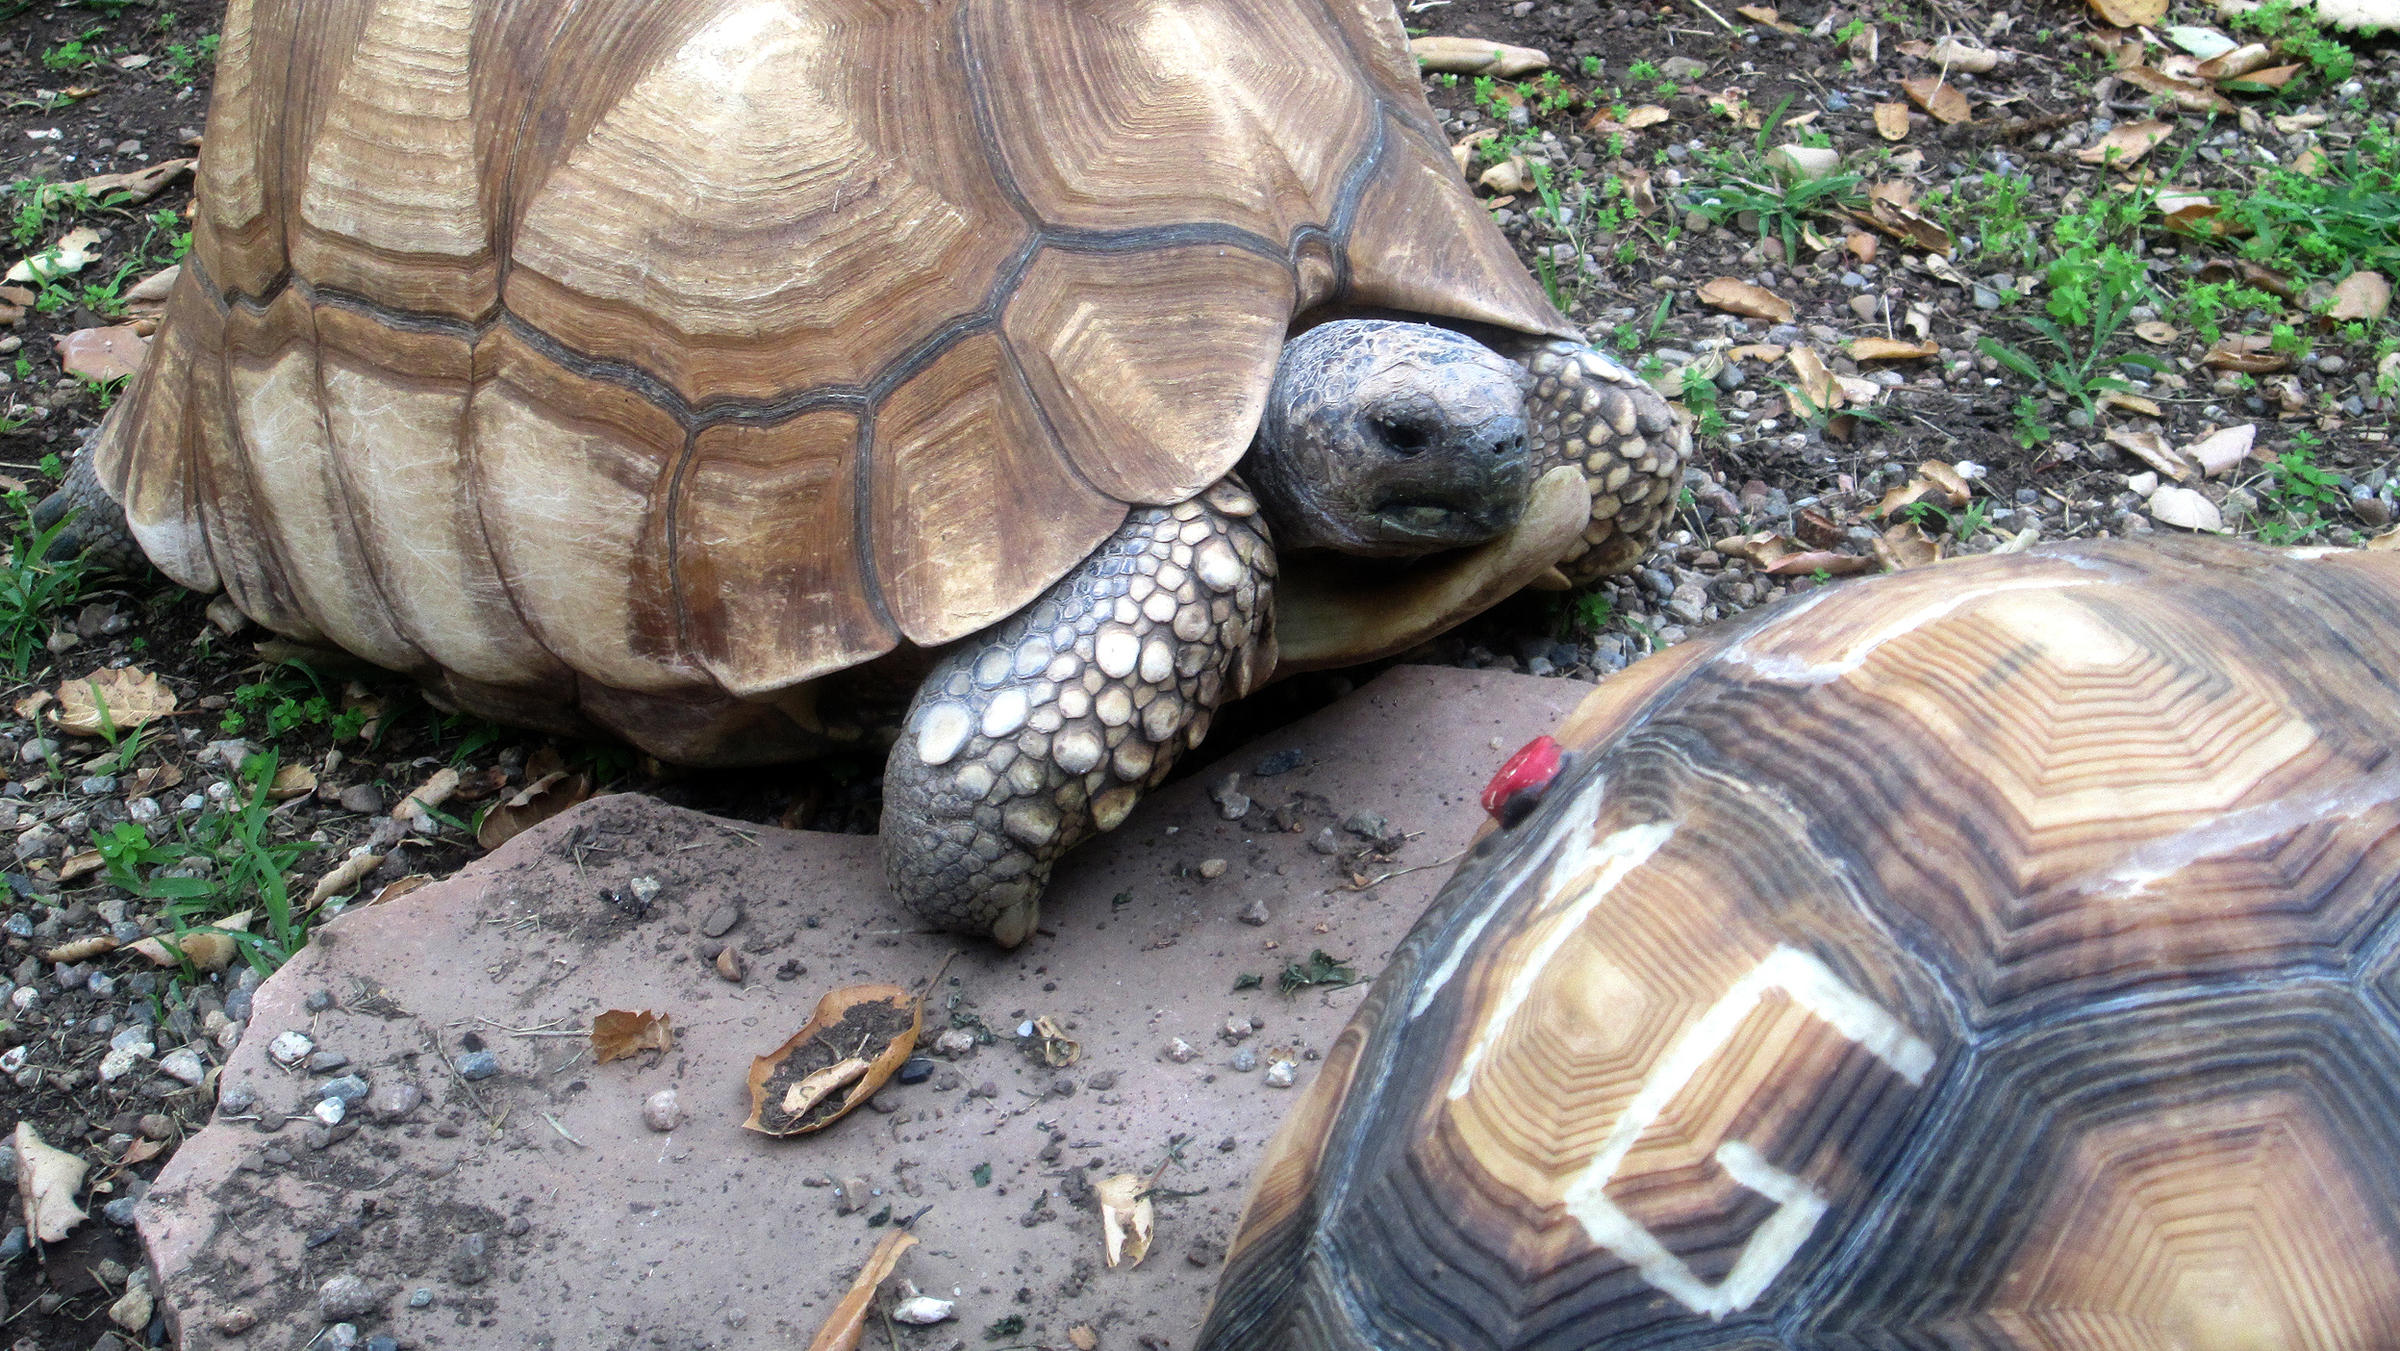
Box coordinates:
[1200,537,2400,1350]
[97,0,1565,762]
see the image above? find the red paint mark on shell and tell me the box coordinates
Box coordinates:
[1481,735,1563,820]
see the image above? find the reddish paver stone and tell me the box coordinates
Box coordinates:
[138,666,1585,1348]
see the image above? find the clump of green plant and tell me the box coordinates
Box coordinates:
[2228,0,2360,86]
[221,663,371,740]
[2221,120,2399,297]
[0,472,92,677]
[41,25,108,71]
[1686,98,1867,263]
[1929,170,2040,268]
[162,30,220,85]
[1679,364,1728,442]
[2177,277,2284,345]
[1979,189,2164,414]
[1279,949,1359,994]
[2254,433,2347,543]
[92,752,315,974]
[1897,497,1995,541]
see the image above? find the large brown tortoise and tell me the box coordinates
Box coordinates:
[1200,536,2400,1350]
[44,0,1687,945]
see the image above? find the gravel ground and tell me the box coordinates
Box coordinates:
[0,0,2396,1344]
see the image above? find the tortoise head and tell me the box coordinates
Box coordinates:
[1246,319,1535,557]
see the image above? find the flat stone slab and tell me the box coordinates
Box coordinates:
[138,666,1584,1349]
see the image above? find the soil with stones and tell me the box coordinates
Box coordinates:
[1,0,2396,1345]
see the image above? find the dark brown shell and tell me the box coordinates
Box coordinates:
[1201,537,2400,1350]
[97,0,1567,762]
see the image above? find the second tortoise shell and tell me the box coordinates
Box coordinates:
[96,0,1569,760]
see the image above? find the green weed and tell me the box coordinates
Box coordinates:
[2255,435,2347,543]
[1979,189,2164,413]
[91,752,314,975]
[41,26,108,71]
[0,482,91,677]
[221,664,371,741]
[1686,99,1866,263]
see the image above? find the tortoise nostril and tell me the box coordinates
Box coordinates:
[1372,415,1433,456]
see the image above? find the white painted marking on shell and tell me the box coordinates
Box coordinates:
[913,703,974,767]
[1555,945,1935,1318]
[980,689,1030,739]
[1095,629,1140,679]
[1444,812,1673,1090]
[1194,537,1244,592]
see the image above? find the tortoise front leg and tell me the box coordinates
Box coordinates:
[33,437,143,573]
[882,479,1274,946]
[1516,340,1686,583]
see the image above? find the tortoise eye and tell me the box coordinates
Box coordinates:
[1482,735,1565,826]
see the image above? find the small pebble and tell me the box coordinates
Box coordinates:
[1229,1047,1258,1073]
[306,1049,350,1074]
[102,1195,141,1225]
[317,1273,379,1321]
[1254,748,1304,776]
[214,1308,258,1335]
[1308,827,1340,855]
[268,1031,314,1066]
[700,902,742,937]
[321,1074,371,1105]
[159,1048,207,1084]
[305,989,336,1013]
[1264,1059,1297,1089]
[1196,858,1228,880]
[896,1056,934,1085]
[0,1227,26,1264]
[219,1086,258,1115]
[642,1088,680,1132]
[410,1288,435,1308]
[312,1098,347,1127]
[455,1050,500,1081]
[1162,1038,1197,1063]
[1237,899,1270,926]
[933,1029,976,1058]
[367,1081,422,1119]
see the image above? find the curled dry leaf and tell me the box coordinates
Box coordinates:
[1098,1174,1156,1269]
[1410,36,1549,77]
[394,767,461,825]
[1872,102,1912,140]
[1696,277,1793,322]
[2368,527,2400,552]
[2077,120,2174,167]
[130,913,250,973]
[7,226,101,285]
[1071,1327,1100,1351]
[2196,41,2274,78]
[1875,521,1945,571]
[1847,337,1937,361]
[1735,4,1803,31]
[2117,64,2239,114]
[2090,0,2167,25]
[1928,37,2007,72]
[64,158,193,205]
[1854,195,1954,254]
[2203,335,2289,373]
[2183,424,2257,477]
[2328,271,2391,325]
[2148,485,2226,532]
[1899,77,1970,124]
[475,770,594,851]
[368,875,432,905]
[1786,348,1839,413]
[804,1228,917,1351]
[1762,549,1877,577]
[1623,105,1671,128]
[43,933,117,963]
[307,852,384,908]
[2098,391,2166,417]
[1874,462,1974,518]
[16,1121,89,1243]
[53,667,177,737]
[2105,426,2199,481]
[1033,1014,1082,1067]
[2134,320,2180,344]
[592,1009,674,1064]
[1476,157,1534,195]
[744,983,922,1136]
[267,763,317,801]
[1766,144,1842,184]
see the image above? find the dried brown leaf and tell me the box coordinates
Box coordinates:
[2147,485,2226,532]
[1098,1174,1156,1269]
[1928,37,2007,72]
[267,762,316,801]
[1623,105,1671,128]
[2328,271,2391,324]
[368,875,431,905]
[2183,423,2257,477]
[1697,277,1793,322]
[2118,64,2239,113]
[394,766,461,824]
[56,325,148,383]
[306,852,383,908]
[2077,120,2174,167]
[1919,461,1974,504]
[2367,527,2400,552]
[2230,63,2303,88]
[55,851,107,886]
[592,1009,674,1064]
[475,770,593,851]
[1761,550,1876,577]
[1873,102,1913,139]
[1411,36,1550,76]
[2090,0,2166,26]
[42,933,116,962]
[52,667,177,737]
[1899,76,1970,124]
[804,1229,918,1351]
[129,914,248,974]
[2196,41,2274,78]
[744,984,921,1136]
[1852,196,1955,254]
[1847,337,1937,361]
[2098,391,2165,417]
[16,1122,88,1243]
[2105,426,2200,481]
[2134,320,2181,344]
[1786,348,1839,413]
[2202,335,2290,373]
[63,158,193,205]
[1875,521,1945,570]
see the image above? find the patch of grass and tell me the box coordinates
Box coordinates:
[91,752,315,975]
[1931,170,2041,268]
[1685,98,1867,263]
[0,477,92,678]
[40,26,108,71]
[2224,120,2400,294]
[2255,433,2347,543]
[221,663,370,741]
[161,30,219,86]
[2228,0,2360,87]
[1979,188,2164,414]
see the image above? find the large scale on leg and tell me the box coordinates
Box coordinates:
[1200,537,2400,1350]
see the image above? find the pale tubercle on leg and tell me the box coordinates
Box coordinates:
[881,478,1275,946]
[1516,340,1689,583]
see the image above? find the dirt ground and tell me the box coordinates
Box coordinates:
[0,0,2395,1344]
